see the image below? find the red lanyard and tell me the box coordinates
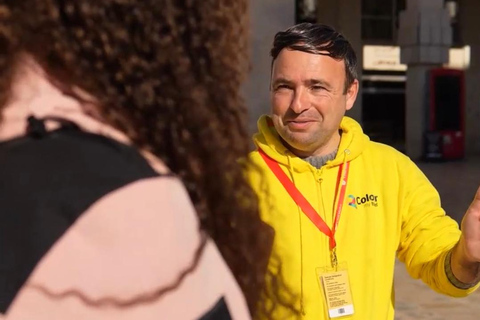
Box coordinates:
[259,149,350,251]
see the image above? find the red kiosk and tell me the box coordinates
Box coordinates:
[428,68,465,160]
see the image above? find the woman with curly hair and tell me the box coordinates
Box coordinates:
[0,1,297,319]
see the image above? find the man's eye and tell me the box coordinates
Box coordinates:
[275,85,291,90]
[311,85,325,91]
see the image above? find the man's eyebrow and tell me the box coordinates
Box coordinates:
[272,77,295,87]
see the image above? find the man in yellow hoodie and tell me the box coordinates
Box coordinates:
[247,23,480,319]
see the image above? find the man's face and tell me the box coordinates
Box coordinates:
[270,49,358,157]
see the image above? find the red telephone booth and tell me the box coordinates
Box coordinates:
[428,68,465,160]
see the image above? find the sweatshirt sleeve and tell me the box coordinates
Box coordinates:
[396,157,480,297]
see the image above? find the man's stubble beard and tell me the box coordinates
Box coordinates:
[277,124,329,156]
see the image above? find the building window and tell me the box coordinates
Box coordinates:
[445,0,461,46]
[362,0,405,42]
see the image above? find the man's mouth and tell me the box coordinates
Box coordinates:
[285,119,315,130]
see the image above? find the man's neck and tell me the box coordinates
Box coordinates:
[302,148,338,169]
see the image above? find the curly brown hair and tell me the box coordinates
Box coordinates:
[0,0,298,318]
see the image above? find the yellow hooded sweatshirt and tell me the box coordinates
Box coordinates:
[247,115,479,319]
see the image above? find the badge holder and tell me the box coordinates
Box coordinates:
[316,253,354,319]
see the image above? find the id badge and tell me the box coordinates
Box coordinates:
[317,263,354,318]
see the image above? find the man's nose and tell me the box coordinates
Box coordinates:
[290,88,309,113]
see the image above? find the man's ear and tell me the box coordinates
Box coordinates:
[345,79,359,111]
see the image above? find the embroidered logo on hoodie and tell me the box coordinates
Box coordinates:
[348,194,378,208]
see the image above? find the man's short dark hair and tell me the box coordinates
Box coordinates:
[271,23,358,93]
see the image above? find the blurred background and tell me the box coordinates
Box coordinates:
[244,1,480,318]
[245,0,478,161]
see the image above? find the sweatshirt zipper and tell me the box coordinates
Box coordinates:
[315,168,331,269]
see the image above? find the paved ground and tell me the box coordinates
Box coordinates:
[394,157,480,319]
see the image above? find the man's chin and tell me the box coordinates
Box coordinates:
[284,131,316,144]
[279,135,319,154]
